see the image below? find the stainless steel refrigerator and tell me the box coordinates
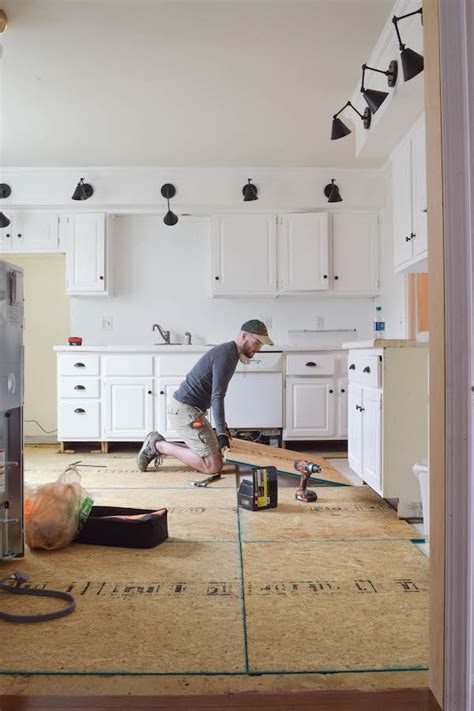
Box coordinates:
[0,259,24,559]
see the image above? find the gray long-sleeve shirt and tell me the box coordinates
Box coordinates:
[173,341,239,435]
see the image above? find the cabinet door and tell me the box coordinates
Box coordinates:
[361,388,382,494]
[332,213,378,293]
[104,378,153,438]
[11,213,60,252]
[411,118,428,258]
[392,136,414,268]
[337,379,348,438]
[285,377,336,438]
[156,377,182,439]
[211,215,276,295]
[65,213,107,294]
[278,213,329,292]
[348,383,362,475]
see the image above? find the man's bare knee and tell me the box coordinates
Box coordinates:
[203,453,223,475]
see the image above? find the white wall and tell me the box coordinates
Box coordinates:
[1,0,393,168]
[70,215,375,346]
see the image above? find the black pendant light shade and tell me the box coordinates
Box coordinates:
[363,88,389,114]
[0,212,10,228]
[242,178,258,202]
[331,102,371,140]
[392,9,424,82]
[72,178,94,201]
[331,117,352,140]
[161,183,179,226]
[0,183,11,199]
[324,179,343,203]
[400,46,424,81]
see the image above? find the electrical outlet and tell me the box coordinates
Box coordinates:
[102,316,113,331]
[316,316,324,329]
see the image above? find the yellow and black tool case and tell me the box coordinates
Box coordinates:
[237,466,278,511]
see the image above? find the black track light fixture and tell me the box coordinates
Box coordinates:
[0,212,10,229]
[324,179,343,203]
[392,8,424,81]
[331,101,371,140]
[72,178,94,201]
[242,178,258,202]
[360,61,398,114]
[161,183,178,226]
[0,183,11,199]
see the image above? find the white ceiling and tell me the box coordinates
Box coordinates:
[0,0,394,167]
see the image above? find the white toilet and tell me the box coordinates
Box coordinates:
[413,461,430,538]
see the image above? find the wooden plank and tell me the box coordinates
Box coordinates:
[0,688,442,710]
[423,0,445,705]
[225,438,351,486]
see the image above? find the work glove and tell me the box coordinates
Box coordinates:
[217,433,230,452]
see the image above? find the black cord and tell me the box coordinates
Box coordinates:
[25,419,57,434]
[0,572,76,623]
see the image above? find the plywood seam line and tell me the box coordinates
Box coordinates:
[235,483,250,674]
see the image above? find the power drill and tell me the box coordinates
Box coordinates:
[294,459,321,503]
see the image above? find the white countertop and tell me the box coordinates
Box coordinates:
[54,343,350,353]
[342,339,427,350]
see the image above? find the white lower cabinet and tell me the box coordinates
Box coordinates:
[103,378,153,438]
[347,346,428,517]
[156,377,182,439]
[59,400,100,439]
[284,351,347,441]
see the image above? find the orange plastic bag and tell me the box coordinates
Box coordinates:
[24,466,93,550]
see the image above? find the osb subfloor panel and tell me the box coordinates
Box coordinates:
[0,446,428,696]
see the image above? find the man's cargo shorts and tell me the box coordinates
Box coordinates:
[167,397,218,457]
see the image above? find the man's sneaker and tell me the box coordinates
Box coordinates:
[137,431,166,472]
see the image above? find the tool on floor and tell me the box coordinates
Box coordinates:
[294,460,320,503]
[189,473,222,487]
[237,466,278,510]
[70,461,107,468]
[0,571,76,623]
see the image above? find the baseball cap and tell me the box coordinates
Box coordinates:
[240,319,274,346]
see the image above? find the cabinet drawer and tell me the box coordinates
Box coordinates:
[59,354,100,376]
[156,354,202,377]
[58,400,100,438]
[286,353,335,376]
[103,355,153,376]
[59,377,100,398]
[348,355,381,387]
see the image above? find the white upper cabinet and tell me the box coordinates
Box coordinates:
[0,212,60,253]
[392,114,428,272]
[65,213,108,295]
[211,214,277,296]
[331,212,379,294]
[278,213,328,293]
[211,211,378,297]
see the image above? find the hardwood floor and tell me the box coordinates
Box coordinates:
[0,688,441,710]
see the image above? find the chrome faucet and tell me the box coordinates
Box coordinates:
[152,323,171,344]
[184,331,192,345]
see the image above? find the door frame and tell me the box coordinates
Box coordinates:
[425,0,474,708]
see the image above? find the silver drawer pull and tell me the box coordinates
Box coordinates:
[74,408,86,414]
[74,385,86,390]
[363,366,371,373]
[305,361,317,367]
[74,362,86,368]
